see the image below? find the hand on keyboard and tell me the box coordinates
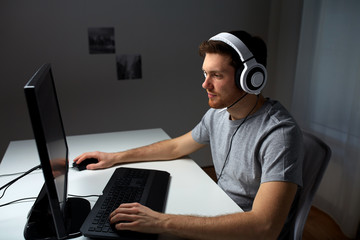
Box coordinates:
[109,202,165,234]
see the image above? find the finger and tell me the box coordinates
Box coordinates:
[87,158,111,170]
[109,203,140,219]
[73,153,90,164]
[74,152,98,164]
[109,207,142,226]
[119,202,141,208]
[86,162,104,170]
[115,220,139,231]
[72,154,84,163]
[109,212,138,225]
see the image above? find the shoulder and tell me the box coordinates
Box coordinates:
[250,98,303,151]
[254,99,301,135]
[263,99,295,123]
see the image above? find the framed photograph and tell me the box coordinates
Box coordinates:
[88,27,115,54]
[116,54,142,80]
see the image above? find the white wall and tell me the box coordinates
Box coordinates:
[0,0,302,167]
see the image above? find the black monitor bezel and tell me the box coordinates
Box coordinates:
[24,63,69,239]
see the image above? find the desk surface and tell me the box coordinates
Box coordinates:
[0,128,242,240]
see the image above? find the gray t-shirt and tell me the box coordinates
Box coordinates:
[192,99,303,212]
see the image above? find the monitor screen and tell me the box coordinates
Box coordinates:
[24,64,89,240]
[24,63,69,237]
[25,63,68,209]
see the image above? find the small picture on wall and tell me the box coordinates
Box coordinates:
[116,54,142,80]
[88,27,115,54]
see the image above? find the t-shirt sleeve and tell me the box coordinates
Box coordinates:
[191,110,211,144]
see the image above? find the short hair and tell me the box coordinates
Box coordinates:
[198,30,267,71]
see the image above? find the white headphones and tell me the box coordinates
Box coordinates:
[209,32,267,95]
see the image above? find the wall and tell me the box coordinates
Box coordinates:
[0,0,303,167]
[0,0,272,166]
[265,0,303,110]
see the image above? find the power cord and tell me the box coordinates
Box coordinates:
[0,194,100,208]
[0,165,101,208]
[0,171,38,177]
[0,165,41,199]
[0,197,37,208]
[68,194,101,198]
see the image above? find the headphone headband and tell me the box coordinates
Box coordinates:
[209,32,267,95]
[209,32,253,63]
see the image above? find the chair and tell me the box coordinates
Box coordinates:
[291,131,332,240]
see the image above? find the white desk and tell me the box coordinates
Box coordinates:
[0,128,242,239]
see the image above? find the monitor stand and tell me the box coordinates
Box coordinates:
[24,185,91,240]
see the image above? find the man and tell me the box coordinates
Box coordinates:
[74,31,303,239]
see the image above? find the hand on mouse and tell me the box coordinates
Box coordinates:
[73,151,117,170]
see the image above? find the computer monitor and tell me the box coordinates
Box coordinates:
[23,64,90,240]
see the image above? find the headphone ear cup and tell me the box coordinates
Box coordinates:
[240,61,267,95]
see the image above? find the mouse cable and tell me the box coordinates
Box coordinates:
[68,193,101,198]
[0,164,41,199]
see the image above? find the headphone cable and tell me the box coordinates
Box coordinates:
[217,95,259,181]
[227,93,248,110]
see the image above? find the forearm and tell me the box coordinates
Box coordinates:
[112,139,182,164]
[162,212,274,240]
[73,131,204,170]
[111,204,267,240]
[111,182,295,240]
[112,131,204,165]
[161,182,298,240]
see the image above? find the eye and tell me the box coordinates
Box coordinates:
[213,73,223,79]
[203,71,207,78]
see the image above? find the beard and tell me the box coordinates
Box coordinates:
[207,98,227,109]
[207,92,246,109]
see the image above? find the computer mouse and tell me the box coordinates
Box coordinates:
[72,158,98,171]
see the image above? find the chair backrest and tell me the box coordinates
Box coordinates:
[291,131,331,240]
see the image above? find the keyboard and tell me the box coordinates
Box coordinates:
[80,167,170,239]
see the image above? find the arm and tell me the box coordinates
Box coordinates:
[110,181,298,240]
[73,131,205,170]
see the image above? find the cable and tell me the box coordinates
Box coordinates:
[0,184,11,199]
[0,167,42,177]
[0,165,101,208]
[0,171,33,178]
[227,93,248,109]
[0,165,41,191]
[68,194,101,198]
[217,95,260,181]
[0,164,41,199]
[0,194,101,209]
[0,197,37,208]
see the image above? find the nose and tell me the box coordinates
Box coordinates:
[202,75,213,90]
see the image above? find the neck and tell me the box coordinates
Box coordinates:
[227,93,248,109]
[227,94,265,120]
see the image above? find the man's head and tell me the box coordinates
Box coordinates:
[199,31,267,109]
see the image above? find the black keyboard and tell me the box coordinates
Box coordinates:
[80,167,170,239]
